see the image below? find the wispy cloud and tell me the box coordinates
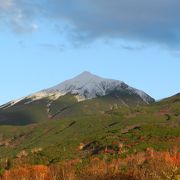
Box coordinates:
[0,0,39,33]
[1,0,180,47]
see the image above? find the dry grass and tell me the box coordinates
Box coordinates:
[0,148,179,180]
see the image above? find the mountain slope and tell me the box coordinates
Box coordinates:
[0,92,179,164]
[0,72,154,125]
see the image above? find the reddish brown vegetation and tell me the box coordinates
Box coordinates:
[1,148,179,180]
[158,108,171,116]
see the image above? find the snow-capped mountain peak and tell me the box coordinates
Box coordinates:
[44,71,153,103]
[45,71,124,100]
[0,72,154,109]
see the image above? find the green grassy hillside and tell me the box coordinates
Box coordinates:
[0,93,179,167]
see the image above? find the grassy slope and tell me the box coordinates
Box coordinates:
[0,94,179,165]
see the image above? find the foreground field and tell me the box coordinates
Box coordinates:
[1,148,180,180]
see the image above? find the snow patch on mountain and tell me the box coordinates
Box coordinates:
[0,92,64,109]
[0,98,24,109]
[27,91,64,102]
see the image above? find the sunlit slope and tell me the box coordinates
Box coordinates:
[0,93,179,163]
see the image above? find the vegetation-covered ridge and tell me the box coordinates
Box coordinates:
[0,93,179,179]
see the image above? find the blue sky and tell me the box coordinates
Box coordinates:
[0,0,180,104]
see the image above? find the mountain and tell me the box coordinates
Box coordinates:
[0,72,154,111]
[0,72,155,125]
[46,71,154,103]
[0,74,179,168]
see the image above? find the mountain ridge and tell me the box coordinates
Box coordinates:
[0,72,154,110]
